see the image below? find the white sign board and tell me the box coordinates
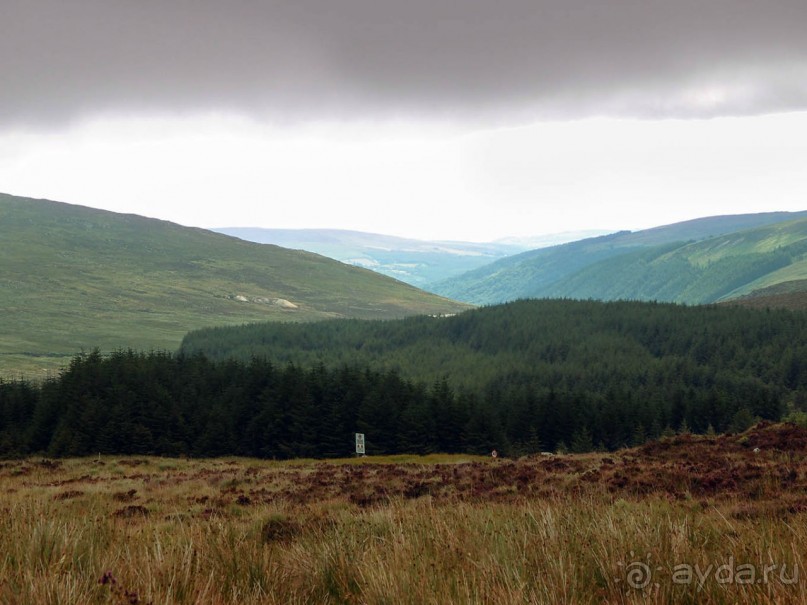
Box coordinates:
[355,433,365,455]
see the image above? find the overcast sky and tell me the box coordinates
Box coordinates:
[2,0,807,241]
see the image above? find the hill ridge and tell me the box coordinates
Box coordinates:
[430,211,807,305]
[0,192,468,376]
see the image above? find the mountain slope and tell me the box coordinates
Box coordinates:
[0,193,469,376]
[543,217,807,303]
[431,211,807,305]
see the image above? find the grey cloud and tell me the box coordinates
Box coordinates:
[2,0,807,127]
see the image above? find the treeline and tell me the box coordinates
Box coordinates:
[0,349,785,459]
[0,350,510,458]
[181,299,807,393]
[0,310,807,458]
[1,300,807,458]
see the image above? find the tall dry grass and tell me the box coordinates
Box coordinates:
[0,456,804,604]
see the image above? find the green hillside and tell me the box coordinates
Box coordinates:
[543,218,807,303]
[430,212,807,305]
[0,193,469,377]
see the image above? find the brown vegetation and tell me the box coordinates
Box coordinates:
[1,423,806,603]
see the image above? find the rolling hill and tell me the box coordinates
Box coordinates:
[0,193,469,377]
[430,211,807,305]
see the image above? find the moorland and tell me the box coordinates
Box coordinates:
[1,423,805,604]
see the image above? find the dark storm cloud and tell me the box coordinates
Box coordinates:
[2,0,807,127]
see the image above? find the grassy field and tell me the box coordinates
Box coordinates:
[0,194,469,378]
[1,424,806,604]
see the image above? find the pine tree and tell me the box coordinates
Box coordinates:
[571,427,594,453]
[631,424,647,447]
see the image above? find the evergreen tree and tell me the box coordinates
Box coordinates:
[571,427,595,453]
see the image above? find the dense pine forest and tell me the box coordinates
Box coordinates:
[2,300,806,458]
[181,299,807,394]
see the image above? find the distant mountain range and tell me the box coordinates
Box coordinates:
[214,227,608,287]
[0,193,469,376]
[430,211,807,306]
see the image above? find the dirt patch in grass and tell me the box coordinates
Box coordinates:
[53,489,84,500]
[261,515,301,544]
[113,505,149,519]
[111,489,138,502]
